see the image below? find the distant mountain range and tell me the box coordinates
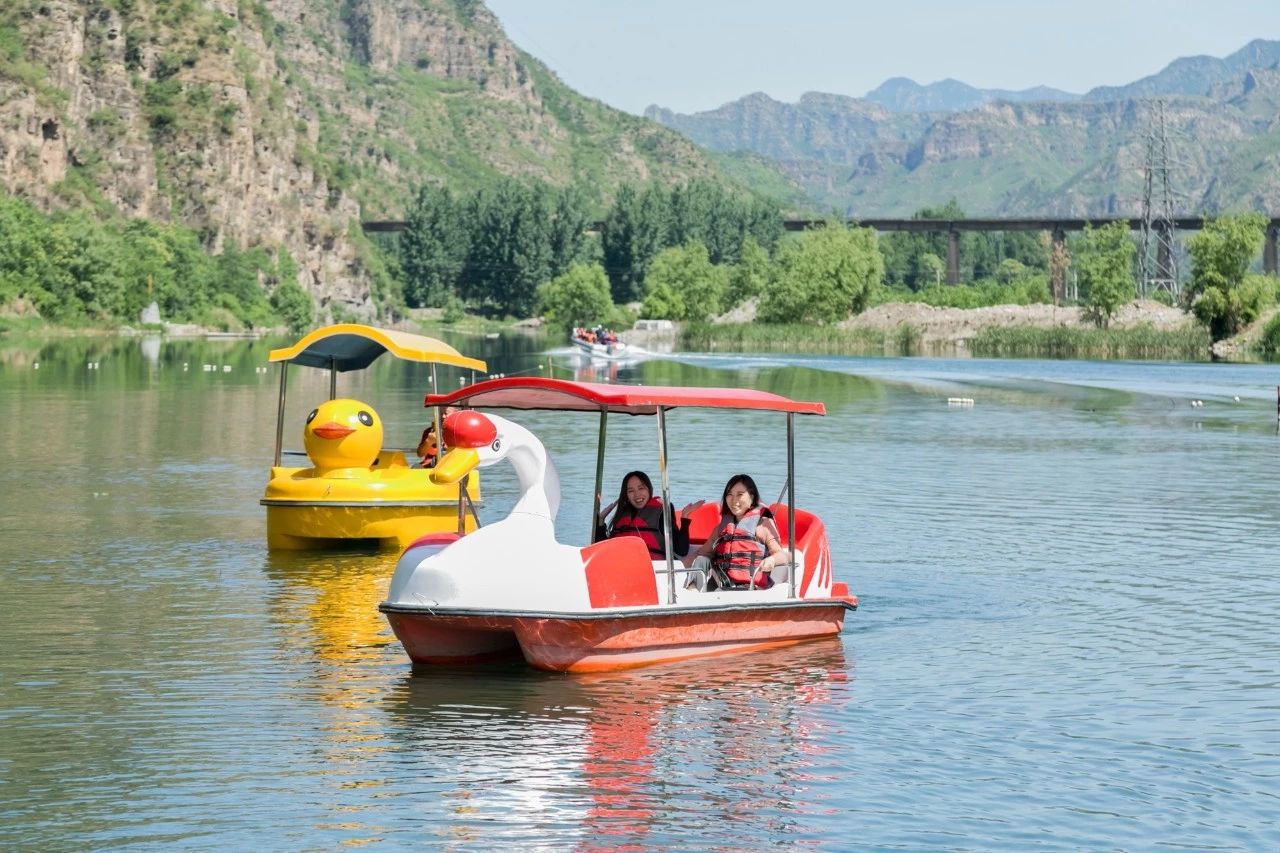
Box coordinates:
[646,39,1280,217]
[865,78,1080,113]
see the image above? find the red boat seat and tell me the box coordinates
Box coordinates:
[580,536,660,608]
[765,503,817,548]
[684,501,723,546]
[684,501,818,547]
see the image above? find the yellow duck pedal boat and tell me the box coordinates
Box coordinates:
[261,324,486,551]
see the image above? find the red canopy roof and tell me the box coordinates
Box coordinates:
[425,377,825,416]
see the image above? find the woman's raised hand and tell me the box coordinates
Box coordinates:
[679,499,706,516]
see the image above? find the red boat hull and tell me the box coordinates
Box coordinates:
[382,598,856,673]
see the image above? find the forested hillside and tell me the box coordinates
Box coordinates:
[0,0,727,326]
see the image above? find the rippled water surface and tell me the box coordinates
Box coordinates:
[2,336,1279,849]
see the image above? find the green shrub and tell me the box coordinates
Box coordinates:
[537,263,615,332]
[441,294,466,324]
[1258,312,1280,355]
[270,280,313,333]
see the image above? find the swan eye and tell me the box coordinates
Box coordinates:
[357,410,374,426]
[306,409,318,424]
[491,439,501,452]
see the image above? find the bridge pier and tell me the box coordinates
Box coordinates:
[1266,225,1278,275]
[946,229,960,285]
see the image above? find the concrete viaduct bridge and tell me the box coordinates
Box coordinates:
[362,216,1280,285]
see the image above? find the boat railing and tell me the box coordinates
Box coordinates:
[654,548,802,591]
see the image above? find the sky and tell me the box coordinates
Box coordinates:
[484,0,1278,115]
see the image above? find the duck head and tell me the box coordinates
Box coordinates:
[431,410,560,521]
[303,398,383,473]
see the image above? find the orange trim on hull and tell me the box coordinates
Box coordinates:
[385,612,520,663]
[515,605,849,672]
[384,600,853,672]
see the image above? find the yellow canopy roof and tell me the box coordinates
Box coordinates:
[268,324,487,373]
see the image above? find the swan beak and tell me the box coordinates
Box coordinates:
[430,447,480,484]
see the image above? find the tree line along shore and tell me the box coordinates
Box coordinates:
[3,183,1278,361]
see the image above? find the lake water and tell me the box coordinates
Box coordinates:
[2,333,1278,850]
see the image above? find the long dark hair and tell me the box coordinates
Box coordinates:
[610,470,654,528]
[720,473,767,517]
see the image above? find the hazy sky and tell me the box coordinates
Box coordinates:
[484,0,1277,115]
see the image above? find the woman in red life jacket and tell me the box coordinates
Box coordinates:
[596,470,703,560]
[682,474,788,591]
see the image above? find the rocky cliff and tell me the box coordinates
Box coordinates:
[0,0,721,319]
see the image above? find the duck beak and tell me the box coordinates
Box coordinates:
[430,448,480,484]
[313,422,355,440]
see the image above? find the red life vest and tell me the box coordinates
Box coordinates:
[610,498,666,559]
[712,507,773,589]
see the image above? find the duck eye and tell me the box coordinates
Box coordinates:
[306,409,318,424]
[357,410,374,426]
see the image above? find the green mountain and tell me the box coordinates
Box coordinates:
[0,0,725,318]
[649,41,1280,218]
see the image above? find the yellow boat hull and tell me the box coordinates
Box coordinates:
[263,458,479,551]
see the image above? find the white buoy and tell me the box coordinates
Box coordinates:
[946,397,975,407]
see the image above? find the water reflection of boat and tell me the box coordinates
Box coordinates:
[263,551,399,664]
[381,378,857,672]
[573,360,620,383]
[261,324,487,551]
[381,641,851,847]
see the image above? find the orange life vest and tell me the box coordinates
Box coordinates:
[610,498,666,559]
[712,507,772,589]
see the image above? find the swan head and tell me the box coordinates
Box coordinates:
[430,410,503,484]
[429,409,560,522]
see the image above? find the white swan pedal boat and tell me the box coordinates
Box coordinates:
[379,378,857,672]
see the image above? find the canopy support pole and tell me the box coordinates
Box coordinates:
[591,408,608,542]
[657,407,676,605]
[431,363,442,457]
[787,412,797,599]
[457,472,469,535]
[273,362,289,467]
[328,357,337,400]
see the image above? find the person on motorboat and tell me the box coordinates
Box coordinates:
[596,470,704,560]
[682,474,789,591]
